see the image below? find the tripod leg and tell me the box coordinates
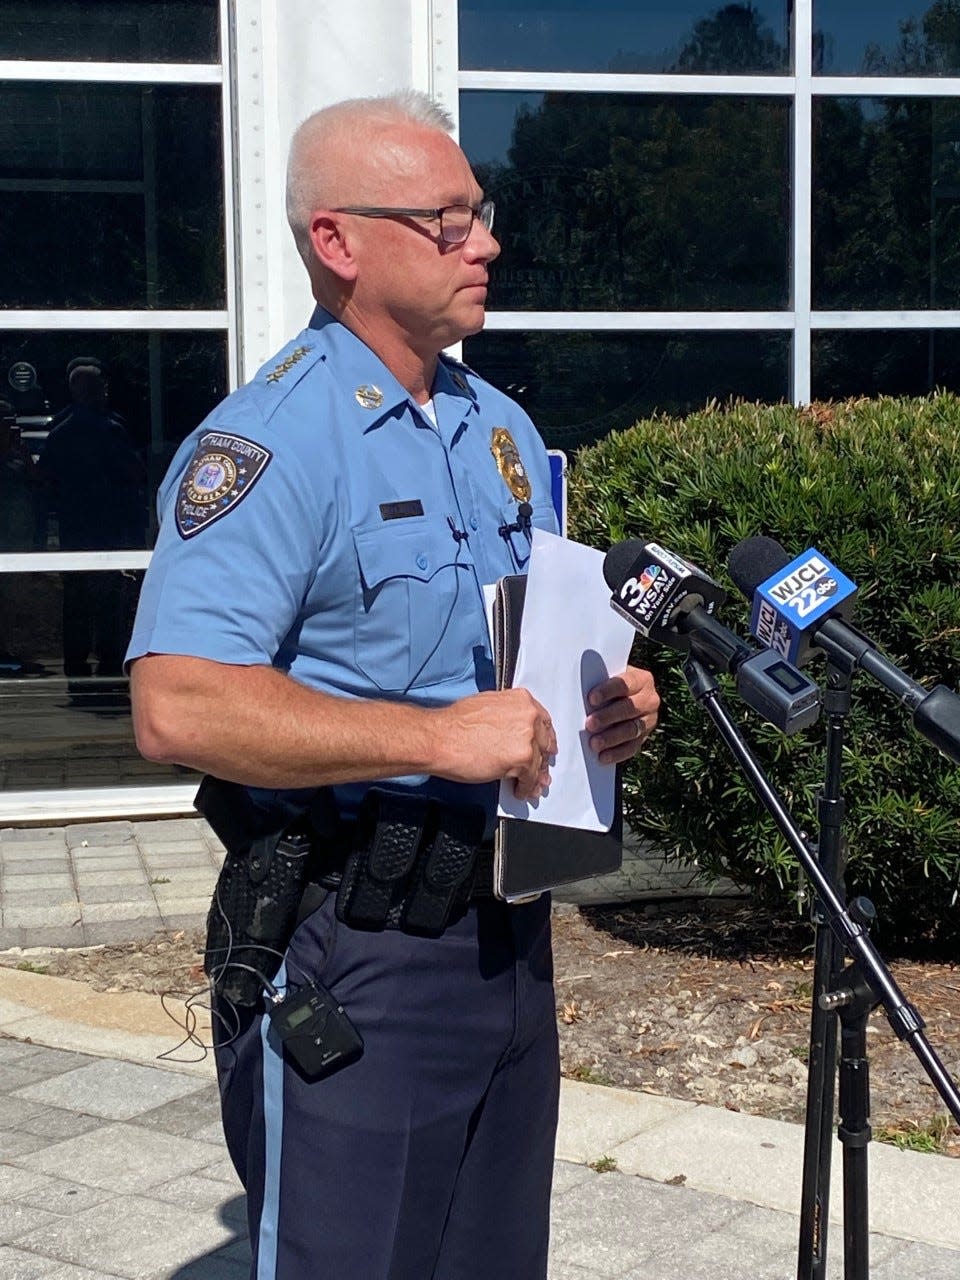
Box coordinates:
[798,657,854,1280]
[838,988,873,1280]
[798,923,840,1280]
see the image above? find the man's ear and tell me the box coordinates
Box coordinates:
[309,212,359,282]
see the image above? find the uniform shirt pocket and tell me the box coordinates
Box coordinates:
[352,515,479,694]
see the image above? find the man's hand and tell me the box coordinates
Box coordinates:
[432,688,558,802]
[584,666,659,765]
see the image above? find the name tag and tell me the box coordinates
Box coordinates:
[379,500,424,520]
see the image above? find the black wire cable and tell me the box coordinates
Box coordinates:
[402,531,467,695]
[156,883,316,1060]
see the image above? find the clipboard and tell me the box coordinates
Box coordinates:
[492,574,623,901]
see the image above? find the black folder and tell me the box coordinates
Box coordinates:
[492,574,623,901]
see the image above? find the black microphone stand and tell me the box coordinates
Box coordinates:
[798,654,855,1280]
[681,657,960,1280]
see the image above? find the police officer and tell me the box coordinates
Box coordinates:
[127,90,659,1280]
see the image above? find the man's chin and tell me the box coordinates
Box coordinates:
[439,310,487,350]
[460,305,488,338]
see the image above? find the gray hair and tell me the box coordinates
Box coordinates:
[286,91,455,264]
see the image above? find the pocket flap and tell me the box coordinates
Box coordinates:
[353,514,473,589]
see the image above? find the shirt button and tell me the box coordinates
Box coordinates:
[416,553,429,570]
[469,515,479,530]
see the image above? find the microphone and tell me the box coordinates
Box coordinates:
[498,502,533,540]
[728,536,857,667]
[728,535,960,764]
[603,539,820,735]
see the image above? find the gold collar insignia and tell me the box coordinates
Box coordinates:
[355,384,384,409]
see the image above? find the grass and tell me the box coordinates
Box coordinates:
[148,876,172,885]
[567,1064,613,1087]
[15,961,48,974]
[588,1155,618,1174]
[873,1114,953,1155]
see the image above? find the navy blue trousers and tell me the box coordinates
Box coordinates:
[213,894,560,1280]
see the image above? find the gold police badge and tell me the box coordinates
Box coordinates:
[490,427,532,502]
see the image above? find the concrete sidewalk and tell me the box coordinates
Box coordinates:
[0,967,958,1279]
[0,818,737,952]
[0,821,957,1278]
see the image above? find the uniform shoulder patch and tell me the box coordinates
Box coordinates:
[175,431,273,539]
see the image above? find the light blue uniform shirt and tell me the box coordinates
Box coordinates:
[127,307,557,817]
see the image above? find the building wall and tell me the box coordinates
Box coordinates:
[4,1,960,820]
[233,0,428,370]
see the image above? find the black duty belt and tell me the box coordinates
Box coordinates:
[298,842,496,929]
[202,777,498,1007]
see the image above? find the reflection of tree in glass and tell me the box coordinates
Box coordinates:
[477,90,788,314]
[473,5,789,317]
[466,7,793,439]
[671,3,784,74]
[606,2,787,75]
[862,0,960,75]
[816,4,960,396]
[815,95,960,313]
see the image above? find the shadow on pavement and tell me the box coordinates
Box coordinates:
[169,1194,251,1279]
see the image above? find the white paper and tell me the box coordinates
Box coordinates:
[497,528,635,831]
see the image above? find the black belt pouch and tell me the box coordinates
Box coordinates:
[335,788,484,937]
[197,777,338,1006]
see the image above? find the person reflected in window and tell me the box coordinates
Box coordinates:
[0,396,45,676]
[37,362,145,701]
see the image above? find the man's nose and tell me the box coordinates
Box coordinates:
[464,219,500,263]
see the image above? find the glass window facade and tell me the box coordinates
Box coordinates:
[814,96,960,310]
[0,567,192,790]
[459,1,791,74]
[464,331,790,447]
[0,1,220,63]
[461,2,960,431]
[461,91,791,312]
[1,329,228,552]
[812,328,960,399]
[813,2,960,76]
[1,2,227,806]
[7,3,960,814]
[0,83,226,310]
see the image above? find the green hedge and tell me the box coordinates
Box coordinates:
[568,394,960,954]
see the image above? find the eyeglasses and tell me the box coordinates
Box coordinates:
[332,200,495,245]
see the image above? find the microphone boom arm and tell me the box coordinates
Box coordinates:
[816,619,960,764]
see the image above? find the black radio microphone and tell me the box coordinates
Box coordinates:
[498,501,533,540]
[728,534,960,764]
[603,539,820,735]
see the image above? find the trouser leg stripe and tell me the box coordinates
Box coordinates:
[257,962,286,1280]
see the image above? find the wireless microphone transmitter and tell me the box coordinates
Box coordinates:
[269,982,364,1081]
